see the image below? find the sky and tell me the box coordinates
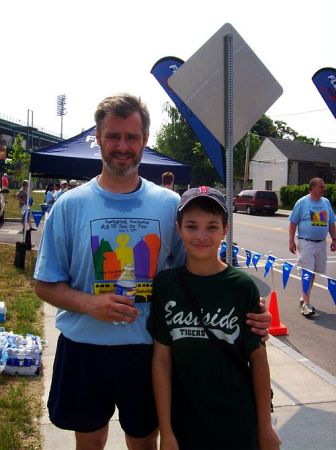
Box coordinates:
[2,0,336,148]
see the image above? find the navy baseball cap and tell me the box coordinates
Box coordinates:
[178,186,228,216]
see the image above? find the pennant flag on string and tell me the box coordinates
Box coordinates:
[32,211,44,228]
[312,67,336,119]
[219,241,227,261]
[40,204,49,214]
[301,268,313,295]
[252,253,262,270]
[245,249,252,267]
[264,255,276,278]
[282,261,294,289]
[327,278,336,305]
[233,244,240,267]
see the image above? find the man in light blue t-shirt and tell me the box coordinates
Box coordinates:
[289,178,336,316]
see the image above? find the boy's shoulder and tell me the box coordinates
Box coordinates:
[225,266,258,288]
[155,266,182,283]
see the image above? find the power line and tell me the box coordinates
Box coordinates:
[273,108,327,117]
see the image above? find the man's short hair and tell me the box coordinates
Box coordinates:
[162,171,174,185]
[309,177,324,191]
[94,93,150,137]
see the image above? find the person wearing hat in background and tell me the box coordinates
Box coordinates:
[34,94,271,450]
[149,186,281,450]
[55,180,68,200]
[45,183,56,210]
[16,180,36,231]
[68,179,78,189]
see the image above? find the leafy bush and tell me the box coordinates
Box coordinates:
[280,184,336,209]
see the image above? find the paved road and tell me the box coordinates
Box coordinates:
[0,219,44,248]
[232,211,336,377]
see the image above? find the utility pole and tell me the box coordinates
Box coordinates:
[27,109,34,151]
[243,132,250,190]
[57,94,67,138]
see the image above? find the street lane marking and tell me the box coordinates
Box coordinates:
[234,221,288,232]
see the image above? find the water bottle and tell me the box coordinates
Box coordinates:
[115,264,136,301]
[114,264,137,325]
[5,348,18,375]
[0,302,6,322]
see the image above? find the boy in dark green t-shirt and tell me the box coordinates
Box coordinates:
[149,186,281,450]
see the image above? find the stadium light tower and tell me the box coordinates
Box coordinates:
[57,94,67,138]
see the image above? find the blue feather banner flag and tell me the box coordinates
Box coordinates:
[282,262,294,289]
[151,57,225,181]
[312,67,336,119]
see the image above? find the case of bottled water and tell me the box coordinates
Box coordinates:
[0,330,42,376]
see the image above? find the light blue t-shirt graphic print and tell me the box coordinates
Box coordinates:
[34,177,185,346]
[91,217,161,304]
[289,195,336,241]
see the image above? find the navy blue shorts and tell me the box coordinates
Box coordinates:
[48,334,158,436]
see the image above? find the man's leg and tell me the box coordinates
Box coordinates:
[75,424,109,450]
[115,345,158,450]
[300,273,315,314]
[297,240,315,315]
[125,429,158,450]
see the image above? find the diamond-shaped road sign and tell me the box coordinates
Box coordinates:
[168,23,283,147]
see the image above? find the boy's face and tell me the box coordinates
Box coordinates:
[177,205,228,262]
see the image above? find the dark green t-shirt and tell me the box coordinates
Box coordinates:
[148,265,261,450]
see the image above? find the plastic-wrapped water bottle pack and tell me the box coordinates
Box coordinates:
[0,329,42,376]
[0,301,6,322]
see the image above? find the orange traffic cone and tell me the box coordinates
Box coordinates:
[268,291,288,336]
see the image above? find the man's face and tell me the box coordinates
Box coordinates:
[311,181,325,198]
[96,112,148,177]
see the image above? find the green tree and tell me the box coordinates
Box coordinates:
[7,134,30,183]
[155,103,220,185]
[251,115,321,144]
[155,107,321,186]
[233,133,262,179]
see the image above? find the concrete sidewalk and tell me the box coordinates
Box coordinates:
[41,302,336,450]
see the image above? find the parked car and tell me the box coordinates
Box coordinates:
[0,189,5,224]
[233,190,278,215]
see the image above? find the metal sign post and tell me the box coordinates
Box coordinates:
[224,34,233,265]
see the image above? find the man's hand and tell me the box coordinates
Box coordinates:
[331,241,336,252]
[86,292,139,323]
[289,238,296,254]
[246,297,271,342]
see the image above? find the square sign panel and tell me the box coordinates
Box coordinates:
[168,23,283,147]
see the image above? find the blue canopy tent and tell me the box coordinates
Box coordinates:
[30,127,191,185]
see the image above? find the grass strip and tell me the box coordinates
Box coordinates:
[0,244,43,450]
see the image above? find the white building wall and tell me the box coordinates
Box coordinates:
[249,139,288,195]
